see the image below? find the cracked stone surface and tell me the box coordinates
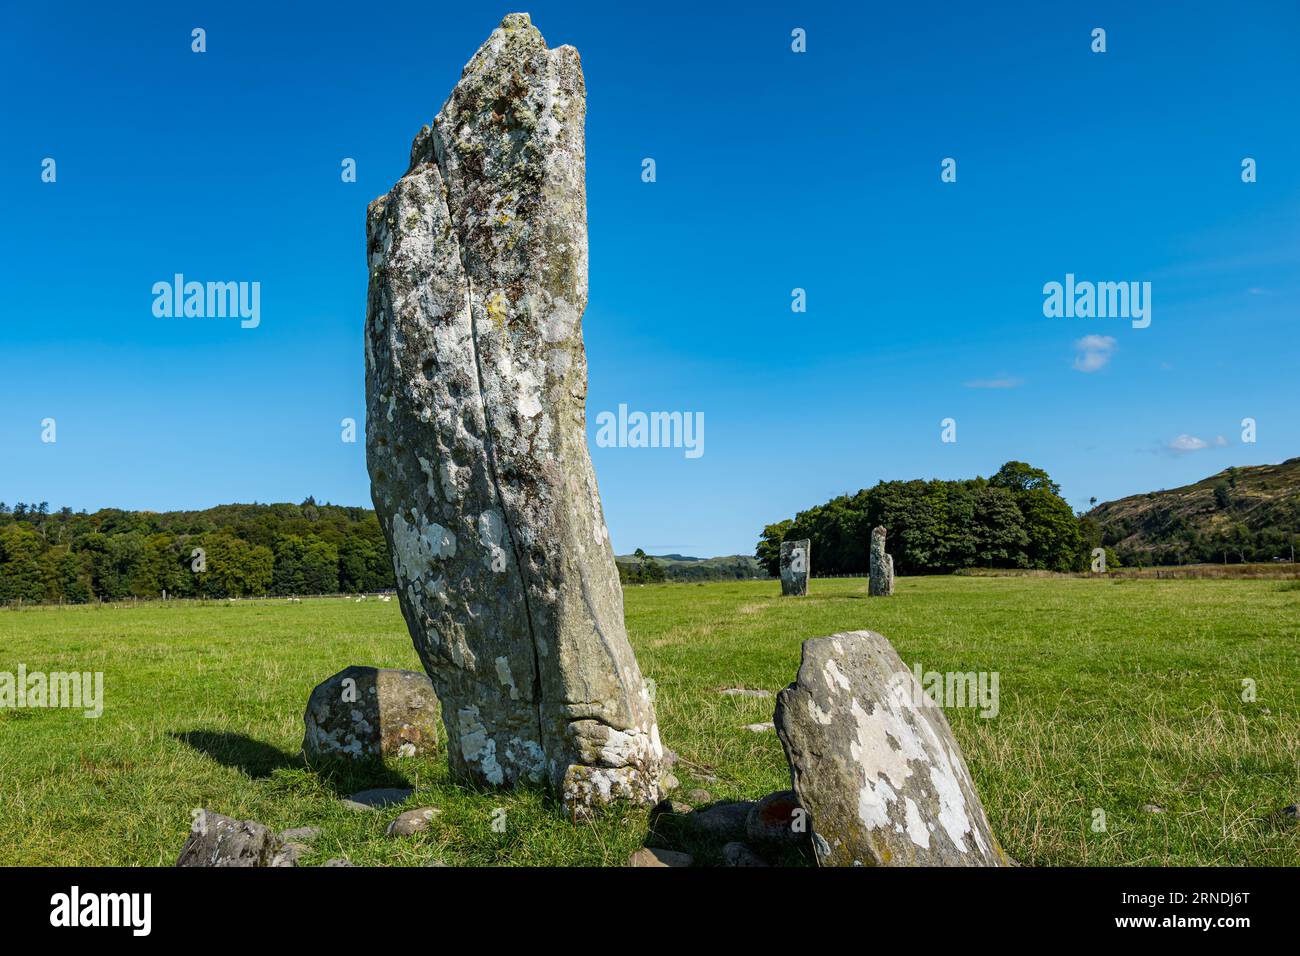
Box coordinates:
[779,539,810,596]
[774,631,1006,866]
[869,526,894,596]
[365,13,662,810]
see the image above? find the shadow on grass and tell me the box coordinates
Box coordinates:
[171,730,410,794]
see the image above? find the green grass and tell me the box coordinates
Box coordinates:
[1,576,1297,866]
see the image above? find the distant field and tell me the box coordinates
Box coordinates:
[1,576,1297,866]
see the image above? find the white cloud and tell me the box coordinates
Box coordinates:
[1072,335,1117,373]
[1167,434,1208,454]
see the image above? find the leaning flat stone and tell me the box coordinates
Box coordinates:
[775,631,1006,867]
[345,787,413,810]
[176,810,286,868]
[364,11,663,811]
[627,847,694,868]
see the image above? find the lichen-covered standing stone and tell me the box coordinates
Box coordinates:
[869,526,894,596]
[779,539,810,596]
[302,666,440,761]
[774,631,1006,866]
[365,13,663,810]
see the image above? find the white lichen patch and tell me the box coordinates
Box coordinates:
[390,511,457,583]
[494,655,519,699]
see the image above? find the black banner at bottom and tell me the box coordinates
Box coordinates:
[0,866,1280,941]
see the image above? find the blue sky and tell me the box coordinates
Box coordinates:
[2,1,1297,556]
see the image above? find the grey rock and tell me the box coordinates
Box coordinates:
[744,721,775,733]
[322,858,356,867]
[660,772,680,792]
[279,826,322,843]
[721,841,769,867]
[721,687,772,698]
[273,842,311,866]
[746,789,806,849]
[176,810,288,868]
[386,807,441,836]
[685,788,713,806]
[364,11,663,812]
[1141,803,1165,814]
[779,540,810,596]
[774,631,1007,867]
[681,801,756,844]
[345,787,413,810]
[302,665,440,761]
[869,527,894,597]
[627,847,694,868]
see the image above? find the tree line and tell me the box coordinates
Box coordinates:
[755,461,1108,576]
[0,499,395,604]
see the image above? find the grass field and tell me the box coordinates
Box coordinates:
[2,576,1297,866]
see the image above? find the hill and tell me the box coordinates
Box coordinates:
[615,552,767,583]
[1086,458,1300,565]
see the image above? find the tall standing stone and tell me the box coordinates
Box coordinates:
[364,13,663,811]
[780,539,810,596]
[869,526,894,596]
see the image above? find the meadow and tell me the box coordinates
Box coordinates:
[1,575,1297,866]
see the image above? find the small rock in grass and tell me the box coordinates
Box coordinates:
[425,858,450,867]
[280,826,322,843]
[661,772,680,792]
[744,722,775,733]
[627,847,694,868]
[387,807,441,837]
[721,841,769,867]
[177,810,287,868]
[685,788,713,806]
[322,858,355,867]
[345,787,413,810]
[721,687,772,698]
[1141,804,1165,814]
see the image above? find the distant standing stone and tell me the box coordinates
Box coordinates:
[869,527,894,597]
[721,687,772,699]
[774,631,1006,866]
[302,666,440,761]
[745,722,775,733]
[780,539,810,596]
